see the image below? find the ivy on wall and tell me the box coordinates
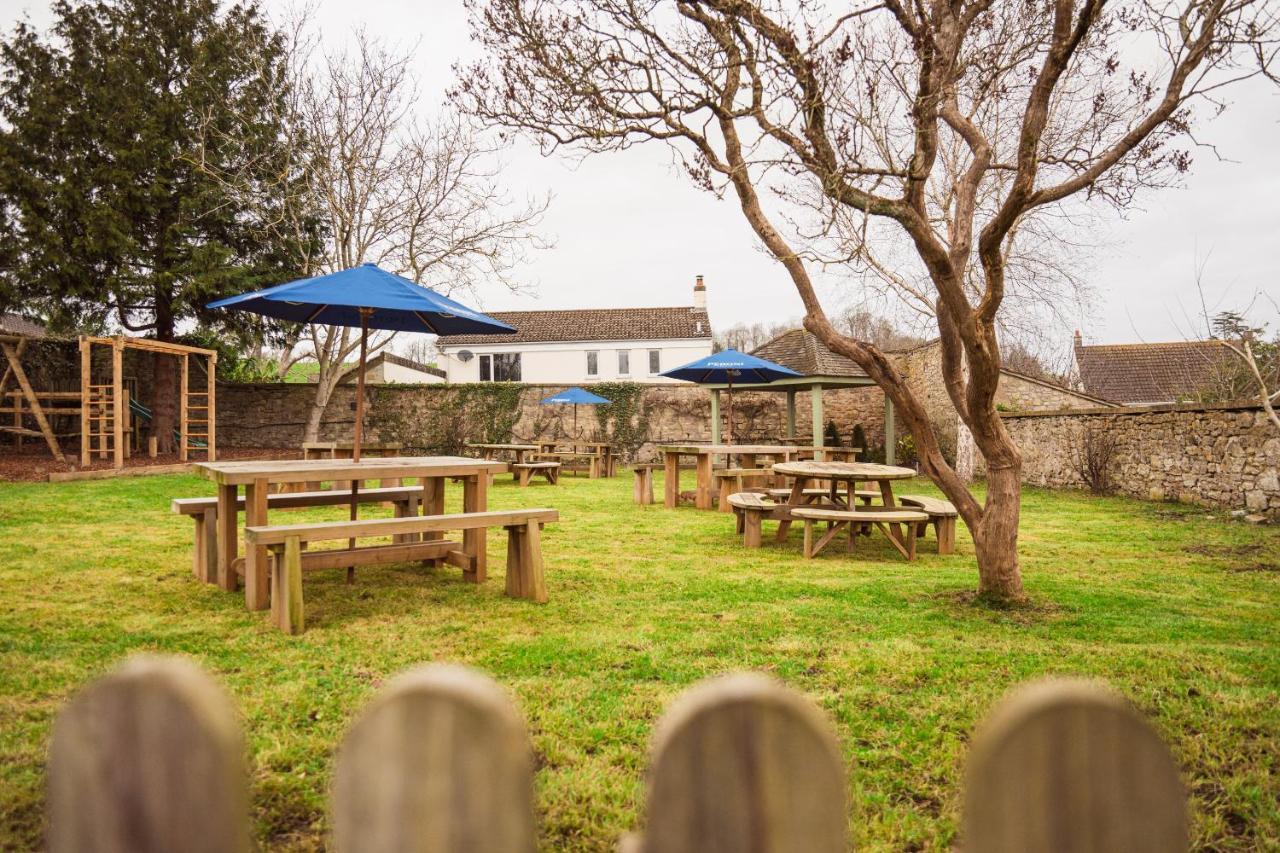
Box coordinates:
[592,381,651,459]
[368,383,525,453]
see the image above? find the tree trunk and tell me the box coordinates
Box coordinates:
[302,368,344,444]
[971,462,1024,599]
[151,290,177,454]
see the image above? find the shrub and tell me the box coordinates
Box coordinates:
[1069,424,1118,495]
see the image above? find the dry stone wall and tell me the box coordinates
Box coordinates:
[214,381,890,460]
[986,403,1279,518]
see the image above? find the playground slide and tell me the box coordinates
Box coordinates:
[129,398,207,448]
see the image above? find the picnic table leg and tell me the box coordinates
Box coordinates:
[462,474,488,584]
[877,479,905,549]
[244,477,270,611]
[271,537,305,634]
[695,453,713,510]
[421,476,445,564]
[775,477,806,542]
[215,485,238,592]
[663,451,679,508]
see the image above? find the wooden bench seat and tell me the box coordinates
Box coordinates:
[244,508,559,634]
[790,507,929,560]
[728,492,778,548]
[536,451,602,478]
[511,461,560,487]
[172,487,425,585]
[898,494,959,554]
[714,468,773,512]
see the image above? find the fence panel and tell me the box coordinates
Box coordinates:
[45,658,1189,852]
[964,678,1186,852]
[626,672,846,853]
[46,655,249,853]
[331,664,536,853]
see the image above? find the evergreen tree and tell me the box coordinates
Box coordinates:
[0,0,307,449]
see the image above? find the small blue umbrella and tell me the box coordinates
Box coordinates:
[540,387,611,436]
[662,349,801,443]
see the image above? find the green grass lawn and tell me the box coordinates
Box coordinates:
[1,471,1277,850]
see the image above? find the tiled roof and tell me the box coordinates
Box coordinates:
[750,329,869,377]
[0,312,47,339]
[1075,339,1234,404]
[435,307,711,346]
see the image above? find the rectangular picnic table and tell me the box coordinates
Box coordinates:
[653,444,804,510]
[193,456,509,612]
[466,442,541,465]
[537,440,616,477]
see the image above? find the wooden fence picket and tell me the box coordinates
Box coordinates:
[46,655,248,853]
[624,673,847,853]
[964,678,1187,853]
[331,664,536,853]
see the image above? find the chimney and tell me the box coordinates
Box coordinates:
[694,274,707,310]
[1073,329,1082,348]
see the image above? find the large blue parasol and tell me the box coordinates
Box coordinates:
[209,263,516,562]
[661,349,800,443]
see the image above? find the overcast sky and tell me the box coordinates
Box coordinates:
[4,0,1277,349]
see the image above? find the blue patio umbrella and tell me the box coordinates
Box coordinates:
[209,263,516,565]
[540,387,611,436]
[661,349,801,443]
[209,263,515,461]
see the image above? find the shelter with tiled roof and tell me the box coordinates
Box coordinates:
[434,276,714,384]
[1073,332,1234,405]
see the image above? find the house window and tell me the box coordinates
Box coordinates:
[479,354,491,382]
[617,350,630,376]
[586,351,598,377]
[492,352,521,382]
[649,349,660,374]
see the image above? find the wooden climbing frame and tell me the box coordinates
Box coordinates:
[1,332,218,469]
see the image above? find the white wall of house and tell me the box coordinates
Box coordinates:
[437,338,713,384]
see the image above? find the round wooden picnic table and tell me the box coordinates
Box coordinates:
[771,460,917,508]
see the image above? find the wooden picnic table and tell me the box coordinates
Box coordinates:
[297,441,404,490]
[537,440,616,477]
[466,442,541,464]
[194,456,509,613]
[655,443,808,510]
[770,460,917,544]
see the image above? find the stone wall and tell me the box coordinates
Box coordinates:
[214,381,892,460]
[983,402,1279,518]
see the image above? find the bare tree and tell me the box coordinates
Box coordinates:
[200,25,549,440]
[457,0,1277,600]
[715,319,796,351]
[1211,308,1280,431]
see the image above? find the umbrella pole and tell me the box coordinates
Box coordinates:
[726,375,734,445]
[348,310,370,583]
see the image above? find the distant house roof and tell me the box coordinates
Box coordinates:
[339,352,446,382]
[0,312,47,339]
[1074,336,1234,405]
[435,307,712,346]
[750,329,868,378]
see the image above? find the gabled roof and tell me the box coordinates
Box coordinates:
[435,306,711,346]
[1074,338,1234,405]
[0,312,47,339]
[338,352,446,382]
[749,329,868,378]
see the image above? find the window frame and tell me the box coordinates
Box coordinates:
[586,350,599,377]
[617,349,630,376]
[648,349,661,375]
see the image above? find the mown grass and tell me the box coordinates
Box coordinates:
[0,470,1277,850]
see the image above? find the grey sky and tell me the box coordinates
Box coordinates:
[4,0,1277,349]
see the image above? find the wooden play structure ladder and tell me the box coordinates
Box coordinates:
[1,335,67,463]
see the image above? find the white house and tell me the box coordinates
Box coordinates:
[435,276,714,384]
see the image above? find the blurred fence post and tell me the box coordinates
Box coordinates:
[964,678,1187,852]
[47,655,249,853]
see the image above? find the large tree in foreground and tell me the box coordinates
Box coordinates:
[458,0,1277,600]
[0,0,300,451]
